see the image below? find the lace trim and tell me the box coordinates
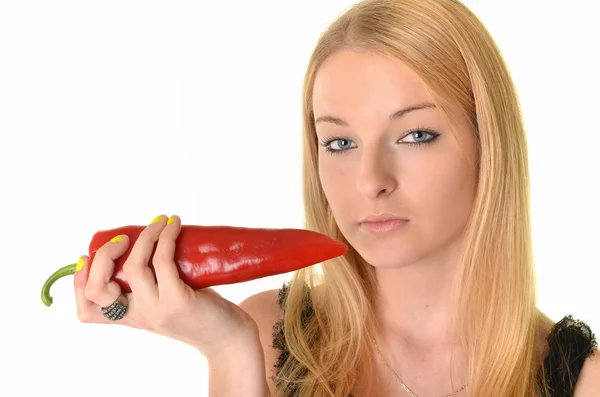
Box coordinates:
[271,282,312,397]
[541,314,598,396]
[272,282,291,378]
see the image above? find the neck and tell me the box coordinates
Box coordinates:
[373,236,464,351]
[366,237,471,396]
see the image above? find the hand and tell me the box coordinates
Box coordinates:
[74,214,260,356]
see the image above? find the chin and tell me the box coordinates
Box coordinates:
[345,235,422,269]
[360,251,418,269]
[336,221,421,267]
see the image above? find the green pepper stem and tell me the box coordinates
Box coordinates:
[41,263,77,307]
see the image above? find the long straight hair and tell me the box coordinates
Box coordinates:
[273,1,553,396]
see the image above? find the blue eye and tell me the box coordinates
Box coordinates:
[320,138,356,153]
[402,130,439,145]
[318,128,440,155]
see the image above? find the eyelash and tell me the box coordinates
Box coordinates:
[318,127,440,155]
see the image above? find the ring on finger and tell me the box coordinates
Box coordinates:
[101,295,128,321]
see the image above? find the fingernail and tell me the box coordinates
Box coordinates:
[75,257,85,272]
[167,216,175,225]
[110,235,123,243]
[151,215,163,224]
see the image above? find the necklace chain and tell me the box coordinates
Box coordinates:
[370,337,468,397]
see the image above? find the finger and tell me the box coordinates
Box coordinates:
[74,255,131,324]
[121,214,167,302]
[85,235,130,308]
[153,215,184,295]
[73,255,98,322]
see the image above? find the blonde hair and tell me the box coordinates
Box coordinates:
[273,0,554,396]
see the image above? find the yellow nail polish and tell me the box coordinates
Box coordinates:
[75,257,85,272]
[167,216,175,225]
[110,235,123,243]
[151,215,163,224]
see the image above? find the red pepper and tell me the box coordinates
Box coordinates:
[41,225,347,307]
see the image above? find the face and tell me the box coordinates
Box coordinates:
[312,49,478,269]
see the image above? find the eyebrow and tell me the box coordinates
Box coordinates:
[314,102,437,126]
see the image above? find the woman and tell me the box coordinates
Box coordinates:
[73,0,599,396]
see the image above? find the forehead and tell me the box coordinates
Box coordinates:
[312,50,434,118]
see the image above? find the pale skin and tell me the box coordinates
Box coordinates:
[312,49,477,395]
[74,49,599,396]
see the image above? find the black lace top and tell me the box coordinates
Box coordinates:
[271,282,597,397]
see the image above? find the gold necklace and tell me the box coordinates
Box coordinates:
[371,337,469,397]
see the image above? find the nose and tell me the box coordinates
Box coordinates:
[356,151,398,199]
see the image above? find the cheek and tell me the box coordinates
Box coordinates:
[412,155,477,231]
[319,157,353,213]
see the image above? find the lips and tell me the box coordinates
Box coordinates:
[359,213,409,234]
[360,212,407,223]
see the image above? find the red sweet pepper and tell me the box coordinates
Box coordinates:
[41,224,347,307]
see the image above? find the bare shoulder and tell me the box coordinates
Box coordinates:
[574,346,600,397]
[238,288,284,394]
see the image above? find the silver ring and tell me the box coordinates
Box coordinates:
[101,295,128,321]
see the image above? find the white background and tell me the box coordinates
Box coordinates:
[1,1,598,396]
